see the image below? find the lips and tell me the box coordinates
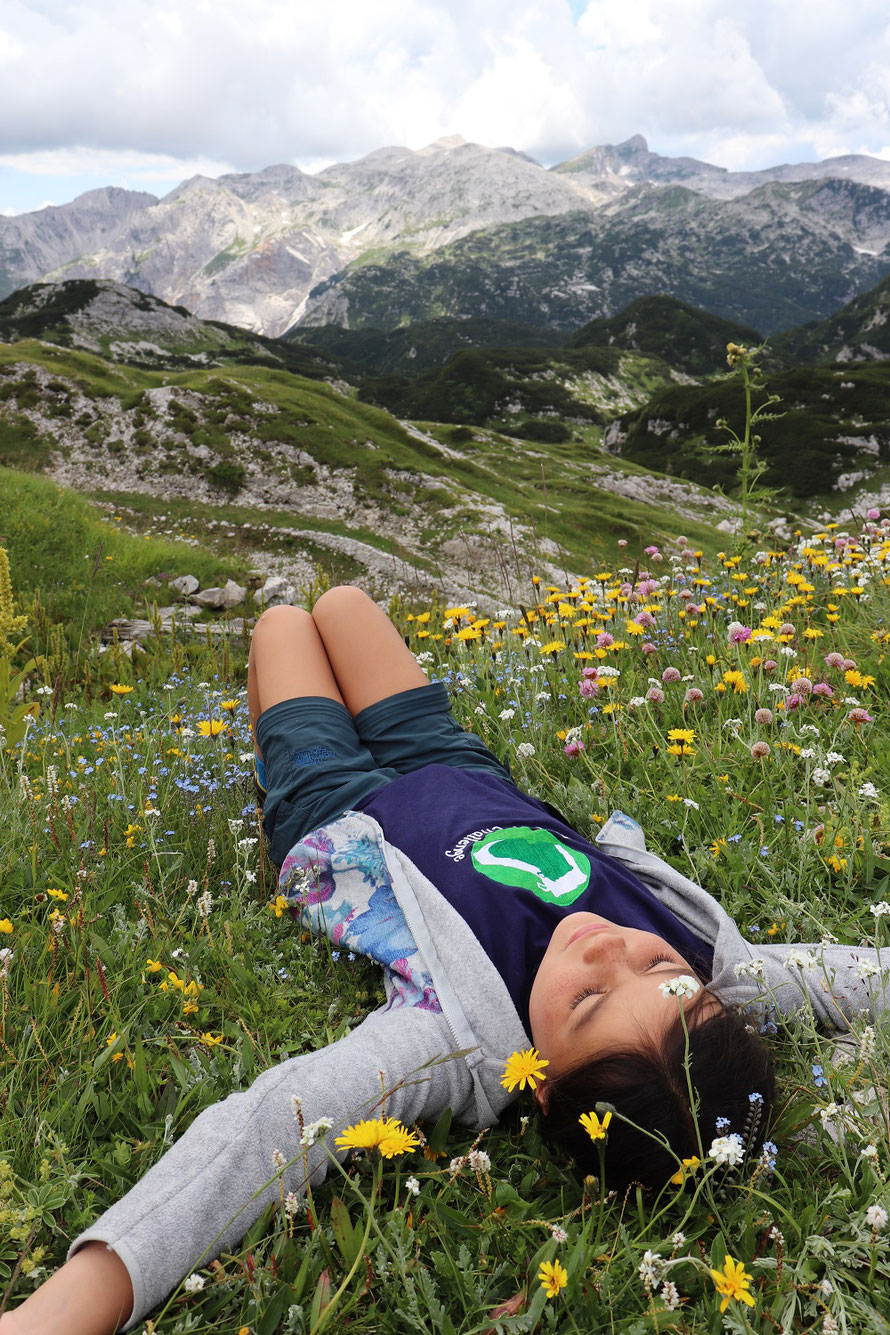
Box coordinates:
[566,923,610,947]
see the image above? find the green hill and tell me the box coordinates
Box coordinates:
[566,295,763,377]
[768,271,890,366]
[0,279,339,380]
[609,362,890,499]
[284,316,563,376]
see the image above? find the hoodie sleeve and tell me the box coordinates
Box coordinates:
[709,940,890,1029]
[68,1005,475,1330]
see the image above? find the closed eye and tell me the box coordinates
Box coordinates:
[646,953,676,970]
[570,985,605,1010]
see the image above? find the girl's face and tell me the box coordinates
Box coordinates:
[527,913,713,1098]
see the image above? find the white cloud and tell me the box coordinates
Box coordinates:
[0,0,889,186]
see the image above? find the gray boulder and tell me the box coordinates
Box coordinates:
[253,575,297,607]
[191,579,247,610]
[170,575,200,596]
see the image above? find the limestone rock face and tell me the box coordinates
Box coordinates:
[5,136,890,336]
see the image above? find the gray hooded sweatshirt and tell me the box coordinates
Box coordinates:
[70,810,889,1329]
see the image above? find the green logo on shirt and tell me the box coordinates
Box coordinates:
[470,826,591,905]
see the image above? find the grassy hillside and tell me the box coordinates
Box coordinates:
[0,338,745,609]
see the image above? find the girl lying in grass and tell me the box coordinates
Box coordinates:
[4,586,887,1335]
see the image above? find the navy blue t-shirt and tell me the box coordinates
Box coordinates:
[356,765,713,1030]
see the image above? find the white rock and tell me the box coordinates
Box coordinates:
[191,579,246,609]
[170,575,200,596]
[253,575,297,606]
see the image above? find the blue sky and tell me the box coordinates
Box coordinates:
[2,0,889,215]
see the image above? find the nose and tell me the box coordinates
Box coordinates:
[580,930,629,966]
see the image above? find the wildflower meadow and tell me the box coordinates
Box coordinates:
[1,513,890,1333]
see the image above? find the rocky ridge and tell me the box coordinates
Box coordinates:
[3,136,890,337]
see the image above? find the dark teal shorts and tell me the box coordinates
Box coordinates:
[255,682,512,866]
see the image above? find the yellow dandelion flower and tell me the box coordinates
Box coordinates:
[109,683,134,695]
[666,743,695,757]
[670,1155,701,1184]
[579,1110,612,1141]
[667,728,695,743]
[335,1117,419,1157]
[625,620,644,636]
[709,1255,755,1313]
[220,699,239,711]
[197,720,226,737]
[455,626,481,641]
[538,1259,568,1299]
[0,919,13,934]
[500,1047,549,1092]
[711,838,728,858]
[539,640,566,655]
[722,669,748,694]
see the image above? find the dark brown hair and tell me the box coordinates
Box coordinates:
[540,1004,776,1192]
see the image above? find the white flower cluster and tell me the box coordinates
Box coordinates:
[859,782,879,800]
[596,665,621,678]
[869,901,890,918]
[516,742,536,758]
[784,949,817,970]
[865,1204,888,1232]
[638,1249,666,1291]
[825,751,846,766]
[196,890,213,918]
[709,1133,745,1166]
[498,708,516,721]
[658,975,701,999]
[300,1117,333,1149]
[812,768,831,787]
[734,957,767,979]
[183,1273,205,1293]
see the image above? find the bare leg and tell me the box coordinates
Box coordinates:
[0,1242,133,1335]
[310,586,429,715]
[247,605,346,761]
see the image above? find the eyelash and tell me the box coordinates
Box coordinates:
[570,954,677,1009]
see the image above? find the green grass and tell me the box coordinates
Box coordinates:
[1,518,889,1331]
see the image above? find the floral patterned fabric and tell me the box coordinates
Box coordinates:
[279,822,441,1012]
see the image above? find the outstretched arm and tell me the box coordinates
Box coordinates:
[2,1006,475,1335]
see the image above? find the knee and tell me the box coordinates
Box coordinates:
[250,604,312,656]
[311,585,373,624]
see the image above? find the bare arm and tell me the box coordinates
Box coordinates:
[0,1243,132,1335]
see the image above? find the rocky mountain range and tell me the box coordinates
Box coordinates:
[2,135,889,338]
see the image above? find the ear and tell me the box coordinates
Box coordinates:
[533,1082,549,1114]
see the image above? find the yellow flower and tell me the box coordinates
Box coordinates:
[199,1032,225,1046]
[579,1110,612,1141]
[109,684,134,695]
[666,743,695,757]
[220,699,239,711]
[722,669,748,693]
[538,1259,568,1299]
[455,626,481,641]
[46,888,68,901]
[146,958,164,973]
[270,895,290,918]
[0,919,12,934]
[197,720,226,737]
[335,1117,420,1158]
[709,1255,755,1313]
[625,620,644,636]
[538,640,566,655]
[500,1047,549,1092]
[667,728,695,743]
[182,1000,199,1016]
[670,1155,701,1184]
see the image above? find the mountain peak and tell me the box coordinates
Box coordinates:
[420,134,470,153]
